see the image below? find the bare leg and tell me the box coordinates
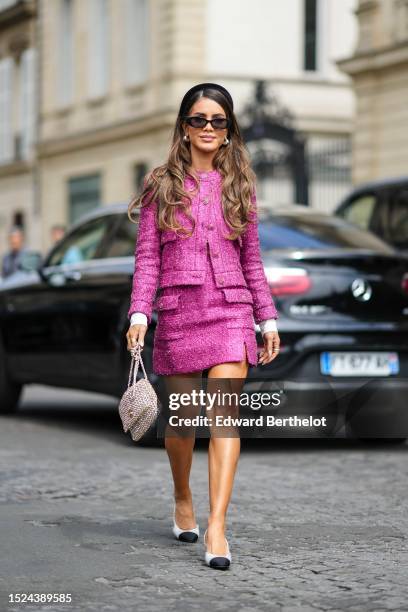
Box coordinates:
[205,346,249,555]
[163,371,202,530]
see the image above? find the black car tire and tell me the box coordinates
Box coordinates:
[0,337,22,414]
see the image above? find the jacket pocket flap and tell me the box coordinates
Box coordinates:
[222,288,253,304]
[160,230,178,244]
[156,294,180,310]
[157,328,184,340]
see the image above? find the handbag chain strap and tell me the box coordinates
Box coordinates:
[128,344,149,389]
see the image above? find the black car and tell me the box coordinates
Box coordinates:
[1,203,407,441]
[335,175,408,252]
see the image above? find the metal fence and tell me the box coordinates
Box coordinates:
[256,135,352,213]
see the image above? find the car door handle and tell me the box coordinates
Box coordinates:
[42,268,83,286]
[64,270,82,281]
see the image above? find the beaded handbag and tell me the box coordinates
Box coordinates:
[118,343,159,442]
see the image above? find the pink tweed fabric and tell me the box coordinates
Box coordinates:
[128,168,278,375]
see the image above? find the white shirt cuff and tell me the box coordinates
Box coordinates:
[130,312,148,326]
[258,318,278,334]
[130,313,277,333]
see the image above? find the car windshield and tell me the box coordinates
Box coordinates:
[46,214,116,266]
[259,213,395,253]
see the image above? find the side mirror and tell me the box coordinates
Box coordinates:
[19,251,44,272]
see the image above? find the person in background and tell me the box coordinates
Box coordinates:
[49,223,83,264]
[50,224,66,245]
[1,226,28,279]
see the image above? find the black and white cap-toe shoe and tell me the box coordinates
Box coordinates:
[172,504,199,543]
[204,529,231,570]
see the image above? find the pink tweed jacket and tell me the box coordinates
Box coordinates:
[128,173,278,326]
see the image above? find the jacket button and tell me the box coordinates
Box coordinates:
[219,278,224,285]
[207,224,214,230]
[203,198,209,204]
[212,252,219,258]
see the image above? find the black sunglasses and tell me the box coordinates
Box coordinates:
[183,116,231,130]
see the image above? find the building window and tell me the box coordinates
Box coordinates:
[124,0,149,87]
[393,0,408,42]
[0,0,18,10]
[134,162,148,192]
[0,56,14,164]
[304,0,318,71]
[68,174,101,225]
[58,0,74,106]
[13,211,24,229]
[88,0,109,99]
[19,48,37,159]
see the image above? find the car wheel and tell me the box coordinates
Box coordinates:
[0,338,23,414]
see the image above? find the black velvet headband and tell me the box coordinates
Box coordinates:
[179,82,234,116]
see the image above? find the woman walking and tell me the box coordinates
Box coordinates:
[126,83,280,570]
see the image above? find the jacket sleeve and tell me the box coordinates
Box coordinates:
[127,194,161,325]
[240,187,279,324]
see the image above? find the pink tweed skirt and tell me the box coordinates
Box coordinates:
[152,243,259,375]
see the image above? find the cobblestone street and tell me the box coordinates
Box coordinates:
[0,385,407,612]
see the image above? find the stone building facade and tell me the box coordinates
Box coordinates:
[339,0,408,183]
[0,0,38,251]
[1,0,358,256]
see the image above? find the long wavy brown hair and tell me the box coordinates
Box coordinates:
[127,86,257,240]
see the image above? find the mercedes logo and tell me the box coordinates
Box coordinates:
[351,278,372,302]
